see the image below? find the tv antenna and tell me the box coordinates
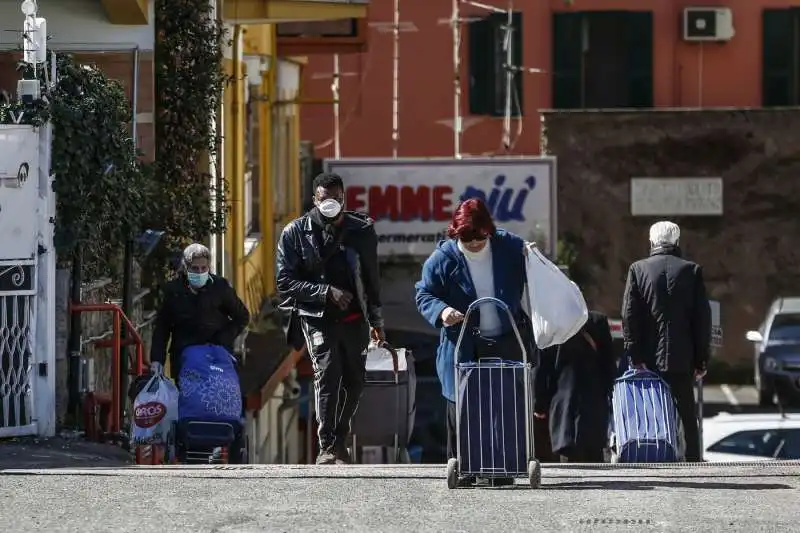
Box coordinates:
[450,0,545,157]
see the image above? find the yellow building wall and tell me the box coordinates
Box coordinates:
[223,22,304,317]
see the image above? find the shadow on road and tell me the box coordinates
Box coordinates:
[543,480,793,490]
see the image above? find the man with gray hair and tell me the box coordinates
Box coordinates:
[622,221,711,462]
[150,243,249,379]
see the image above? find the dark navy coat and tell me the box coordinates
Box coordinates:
[414,229,528,402]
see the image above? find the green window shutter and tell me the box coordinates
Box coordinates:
[510,11,524,116]
[624,11,653,108]
[469,18,496,115]
[763,9,794,107]
[552,12,584,109]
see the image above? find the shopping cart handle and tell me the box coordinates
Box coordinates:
[466,297,510,314]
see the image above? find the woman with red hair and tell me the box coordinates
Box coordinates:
[415,197,533,483]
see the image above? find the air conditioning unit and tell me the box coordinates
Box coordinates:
[683,7,735,42]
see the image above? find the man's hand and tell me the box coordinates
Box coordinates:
[370,327,385,343]
[694,368,707,381]
[328,287,353,310]
[441,307,465,326]
[150,361,163,375]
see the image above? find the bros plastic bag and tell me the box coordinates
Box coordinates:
[178,344,242,423]
[131,369,179,446]
[525,243,589,349]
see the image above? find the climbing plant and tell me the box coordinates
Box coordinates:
[0,55,155,281]
[153,0,228,255]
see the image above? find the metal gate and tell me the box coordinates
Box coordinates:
[0,124,41,437]
[0,261,37,437]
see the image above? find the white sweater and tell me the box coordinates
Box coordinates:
[459,240,502,336]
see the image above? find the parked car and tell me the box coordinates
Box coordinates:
[703,412,800,462]
[745,297,800,406]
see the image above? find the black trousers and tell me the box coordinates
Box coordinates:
[661,372,701,462]
[300,315,370,452]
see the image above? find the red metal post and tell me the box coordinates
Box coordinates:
[112,309,121,434]
[68,302,149,438]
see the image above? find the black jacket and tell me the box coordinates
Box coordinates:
[276,209,383,327]
[150,274,250,376]
[533,311,617,455]
[621,245,711,374]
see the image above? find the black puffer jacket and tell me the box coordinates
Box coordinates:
[621,245,711,374]
[150,274,249,376]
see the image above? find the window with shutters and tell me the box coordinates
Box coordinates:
[552,11,653,109]
[468,12,524,117]
[762,9,800,107]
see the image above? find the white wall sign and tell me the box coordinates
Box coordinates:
[325,157,557,257]
[0,125,39,260]
[630,178,723,216]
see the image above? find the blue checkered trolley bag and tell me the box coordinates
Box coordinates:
[446,297,541,489]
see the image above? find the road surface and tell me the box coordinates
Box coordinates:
[1,383,794,532]
[1,463,799,532]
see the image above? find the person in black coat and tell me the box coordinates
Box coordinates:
[149,243,250,378]
[622,220,711,462]
[533,311,617,462]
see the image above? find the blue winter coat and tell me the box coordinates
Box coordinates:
[414,229,528,402]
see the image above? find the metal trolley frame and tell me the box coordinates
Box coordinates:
[446,297,542,489]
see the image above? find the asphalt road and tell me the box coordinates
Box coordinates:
[0,383,792,533]
[1,463,799,533]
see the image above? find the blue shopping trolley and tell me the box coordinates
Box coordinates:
[445,297,542,489]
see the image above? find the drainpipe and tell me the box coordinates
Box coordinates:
[120,45,140,426]
[231,25,245,298]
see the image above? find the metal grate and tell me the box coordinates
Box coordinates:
[0,273,36,436]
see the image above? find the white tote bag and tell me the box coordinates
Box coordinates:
[131,369,180,446]
[524,243,589,349]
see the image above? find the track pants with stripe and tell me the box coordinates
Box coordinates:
[301,315,370,452]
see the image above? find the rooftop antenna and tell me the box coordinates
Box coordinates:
[332,54,341,159]
[391,0,400,158]
[450,0,463,159]
[454,1,545,155]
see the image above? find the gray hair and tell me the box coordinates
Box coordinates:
[649,221,680,247]
[182,243,210,267]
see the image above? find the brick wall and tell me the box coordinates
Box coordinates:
[541,109,800,369]
[0,51,154,160]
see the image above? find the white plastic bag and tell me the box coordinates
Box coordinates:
[131,369,179,446]
[525,243,589,349]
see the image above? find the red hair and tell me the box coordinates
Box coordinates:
[446,198,496,240]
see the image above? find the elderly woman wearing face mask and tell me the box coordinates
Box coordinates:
[414,198,535,477]
[149,243,250,379]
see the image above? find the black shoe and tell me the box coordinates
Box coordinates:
[334,444,352,465]
[316,450,336,465]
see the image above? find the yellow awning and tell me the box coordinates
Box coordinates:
[100,0,149,25]
[224,0,368,24]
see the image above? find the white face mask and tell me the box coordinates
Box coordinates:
[317,198,342,219]
[458,239,490,260]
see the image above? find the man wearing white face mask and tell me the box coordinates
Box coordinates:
[277,172,384,465]
[150,243,250,380]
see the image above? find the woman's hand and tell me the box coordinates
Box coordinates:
[441,307,465,326]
